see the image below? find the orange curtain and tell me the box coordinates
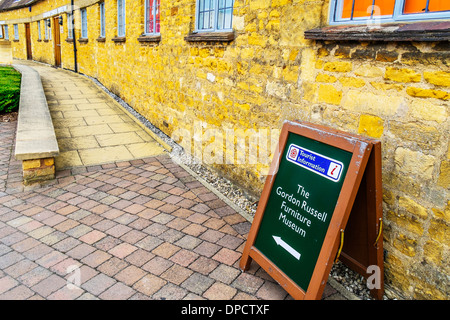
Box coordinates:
[404,0,450,13]
[342,0,395,18]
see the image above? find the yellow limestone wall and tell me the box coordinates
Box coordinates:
[0,40,13,63]
[1,0,449,300]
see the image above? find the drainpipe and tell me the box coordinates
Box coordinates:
[71,0,78,73]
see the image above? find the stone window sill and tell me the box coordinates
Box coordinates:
[112,36,126,43]
[78,38,88,44]
[137,34,161,43]
[96,37,106,42]
[184,31,235,42]
[304,21,450,42]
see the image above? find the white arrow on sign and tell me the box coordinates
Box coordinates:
[273,236,301,260]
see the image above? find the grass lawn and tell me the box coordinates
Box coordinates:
[0,66,21,114]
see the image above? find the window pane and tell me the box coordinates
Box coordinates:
[199,12,204,29]
[217,0,233,29]
[155,0,160,33]
[224,8,232,29]
[217,9,224,30]
[429,0,450,12]
[100,3,105,37]
[403,0,427,13]
[146,0,154,33]
[82,10,87,38]
[404,0,450,13]
[118,0,125,36]
[342,0,395,18]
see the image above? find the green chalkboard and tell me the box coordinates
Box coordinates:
[254,132,352,291]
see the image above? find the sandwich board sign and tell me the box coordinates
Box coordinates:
[240,120,384,300]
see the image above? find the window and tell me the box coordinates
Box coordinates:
[13,24,18,40]
[37,21,41,40]
[0,25,3,38]
[4,25,9,40]
[331,0,450,24]
[99,2,106,38]
[81,8,88,38]
[67,13,73,39]
[196,0,234,32]
[145,0,160,34]
[117,0,126,37]
[44,19,51,40]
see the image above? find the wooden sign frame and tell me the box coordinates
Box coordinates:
[240,120,382,300]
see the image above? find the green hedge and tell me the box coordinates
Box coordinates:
[0,66,21,113]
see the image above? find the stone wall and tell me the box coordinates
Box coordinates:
[1,0,448,299]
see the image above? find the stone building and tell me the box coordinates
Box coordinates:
[0,0,448,299]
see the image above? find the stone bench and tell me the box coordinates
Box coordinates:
[13,64,59,185]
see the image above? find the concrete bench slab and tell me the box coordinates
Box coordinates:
[12,64,59,184]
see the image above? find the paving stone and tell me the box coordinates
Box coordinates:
[203,282,237,300]
[114,265,147,286]
[108,243,138,259]
[161,264,193,285]
[82,273,116,295]
[31,274,67,297]
[97,257,129,277]
[256,281,289,300]
[170,249,199,267]
[189,256,219,275]
[66,243,96,260]
[133,274,167,296]
[124,248,154,267]
[0,275,19,294]
[99,282,136,300]
[81,250,112,268]
[47,285,84,300]
[181,272,214,295]
[79,230,107,244]
[209,264,241,284]
[0,284,35,300]
[17,266,53,287]
[142,256,173,275]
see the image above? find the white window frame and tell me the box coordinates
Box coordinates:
[99,2,106,38]
[117,0,126,37]
[195,0,234,32]
[144,0,160,35]
[81,8,88,38]
[0,25,3,38]
[330,0,450,25]
[13,24,19,40]
[37,20,41,40]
